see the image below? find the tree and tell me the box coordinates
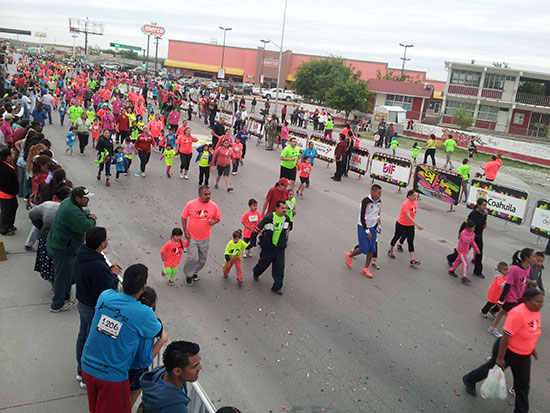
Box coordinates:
[294,57,357,102]
[492,61,510,68]
[453,107,474,129]
[376,69,421,83]
[324,79,375,121]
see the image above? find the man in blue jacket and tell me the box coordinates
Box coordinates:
[140,341,202,413]
[74,226,122,389]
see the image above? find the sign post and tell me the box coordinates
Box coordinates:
[142,23,165,72]
[467,179,529,225]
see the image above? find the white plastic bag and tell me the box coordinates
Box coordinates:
[480,365,507,400]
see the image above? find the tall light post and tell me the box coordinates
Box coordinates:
[399,43,414,77]
[259,39,270,93]
[274,0,288,115]
[219,26,232,79]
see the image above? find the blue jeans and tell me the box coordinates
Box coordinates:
[76,302,95,375]
[43,104,52,124]
[98,156,112,177]
[47,247,75,311]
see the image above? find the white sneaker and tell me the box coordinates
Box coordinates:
[184,175,189,180]
[76,374,83,382]
[488,327,502,338]
[231,172,236,176]
[242,250,247,258]
[180,174,184,179]
[247,250,253,257]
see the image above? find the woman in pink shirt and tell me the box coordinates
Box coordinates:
[176,127,198,180]
[281,121,290,149]
[212,139,234,192]
[148,114,163,145]
[482,154,502,181]
[168,108,180,129]
[102,108,115,133]
[388,190,423,267]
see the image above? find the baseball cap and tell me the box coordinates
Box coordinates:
[73,186,94,198]
[3,113,14,120]
[277,178,290,186]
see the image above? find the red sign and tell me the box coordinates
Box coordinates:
[263,58,279,67]
[142,25,166,36]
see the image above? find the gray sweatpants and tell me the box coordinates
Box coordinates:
[183,238,210,278]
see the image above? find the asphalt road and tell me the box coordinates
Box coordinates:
[11,106,550,413]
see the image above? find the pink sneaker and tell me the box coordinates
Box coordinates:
[361,267,373,278]
[345,252,353,268]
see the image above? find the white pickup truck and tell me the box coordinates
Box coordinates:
[261,88,303,102]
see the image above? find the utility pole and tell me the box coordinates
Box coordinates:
[274,0,288,115]
[399,43,414,78]
[154,35,160,74]
[259,39,269,92]
[218,26,232,79]
[145,34,150,71]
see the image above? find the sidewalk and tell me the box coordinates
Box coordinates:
[0,210,88,412]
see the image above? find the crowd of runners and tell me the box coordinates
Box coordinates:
[0,53,548,413]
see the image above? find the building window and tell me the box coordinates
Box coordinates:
[483,73,506,90]
[506,75,516,81]
[444,100,475,116]
[427,100,441,113]
[477,105,499,122]
[450,69,482,87]
[385,94,413,111]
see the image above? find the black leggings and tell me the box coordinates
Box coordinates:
[138,150,151,173]
[125,157,132,172]
[465,338,531,413]
[179,153,192,171]
[390,222,415,252]
[424,148,436,166]
[198,166,210,186]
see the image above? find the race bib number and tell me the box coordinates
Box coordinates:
[96,314,123,339]
[248,215,258,222]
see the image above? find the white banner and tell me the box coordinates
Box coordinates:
[467,182,528,224]
[530,200,550,237]
[248,118,263,137]
[349,151,369,174]
[370,158,411,185]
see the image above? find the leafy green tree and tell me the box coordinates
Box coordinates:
[324,79,375,121]
[294,57,357,102]
[453,107,474,129]
[376,69,421,83]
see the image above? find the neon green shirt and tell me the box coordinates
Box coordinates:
[272,214,285,246]
[286,197,296,222]
[163,149,176,166]
[325,120,334,130]
[456,164,470,181]
[68,105,83,123]
[86,110,95,123]
[280,145,300,169]
[198,150,210,167]
[224,239,248,260]
[444,138,457,152]
[390,139,398,150]
[411,146,421,158]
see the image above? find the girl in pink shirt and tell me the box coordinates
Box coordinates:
[213,139,234,192]
[448,220,480,284]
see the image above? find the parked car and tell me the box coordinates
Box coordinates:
[102,62,121,71]
[251,84,261,95]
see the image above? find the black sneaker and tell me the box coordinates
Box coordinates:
[253,274,259,281]
[271,289,283,296]
[192,274,199,281]
[185,277,193,287]
[480,311,488,319]
[446,255,454,267]
[462,375,477,397]
[473,273,485,279]
[448,270,458,278]
[462,277,472,285]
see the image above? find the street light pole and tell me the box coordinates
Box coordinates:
[259,39,269,93]
[219,26,232,79]
[399,43,414,78]
[274,0,288,115]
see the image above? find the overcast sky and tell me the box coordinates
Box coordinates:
[2,0,550,80]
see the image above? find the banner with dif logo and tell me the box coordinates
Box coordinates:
[530,199,550,238]
[349,147,370,175]
[288,129,309,151]
[413,164,463,205]
[247,117,264,138]
[369,153,412,187]
[466,179,529,225]
[309,134,335,163]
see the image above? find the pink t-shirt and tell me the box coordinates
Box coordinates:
[397,199,417,226]
[181,199,221,241]
[176,135,197,154]
[504,264,530,303]
[503,303,541,355]
[168,111,180,125]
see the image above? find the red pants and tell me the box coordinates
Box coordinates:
[82,370,131,413]
[223,258,243,280]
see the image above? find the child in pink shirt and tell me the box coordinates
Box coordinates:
[449,220,480,284]
[231,137,243,176]
[160,228,188,286]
